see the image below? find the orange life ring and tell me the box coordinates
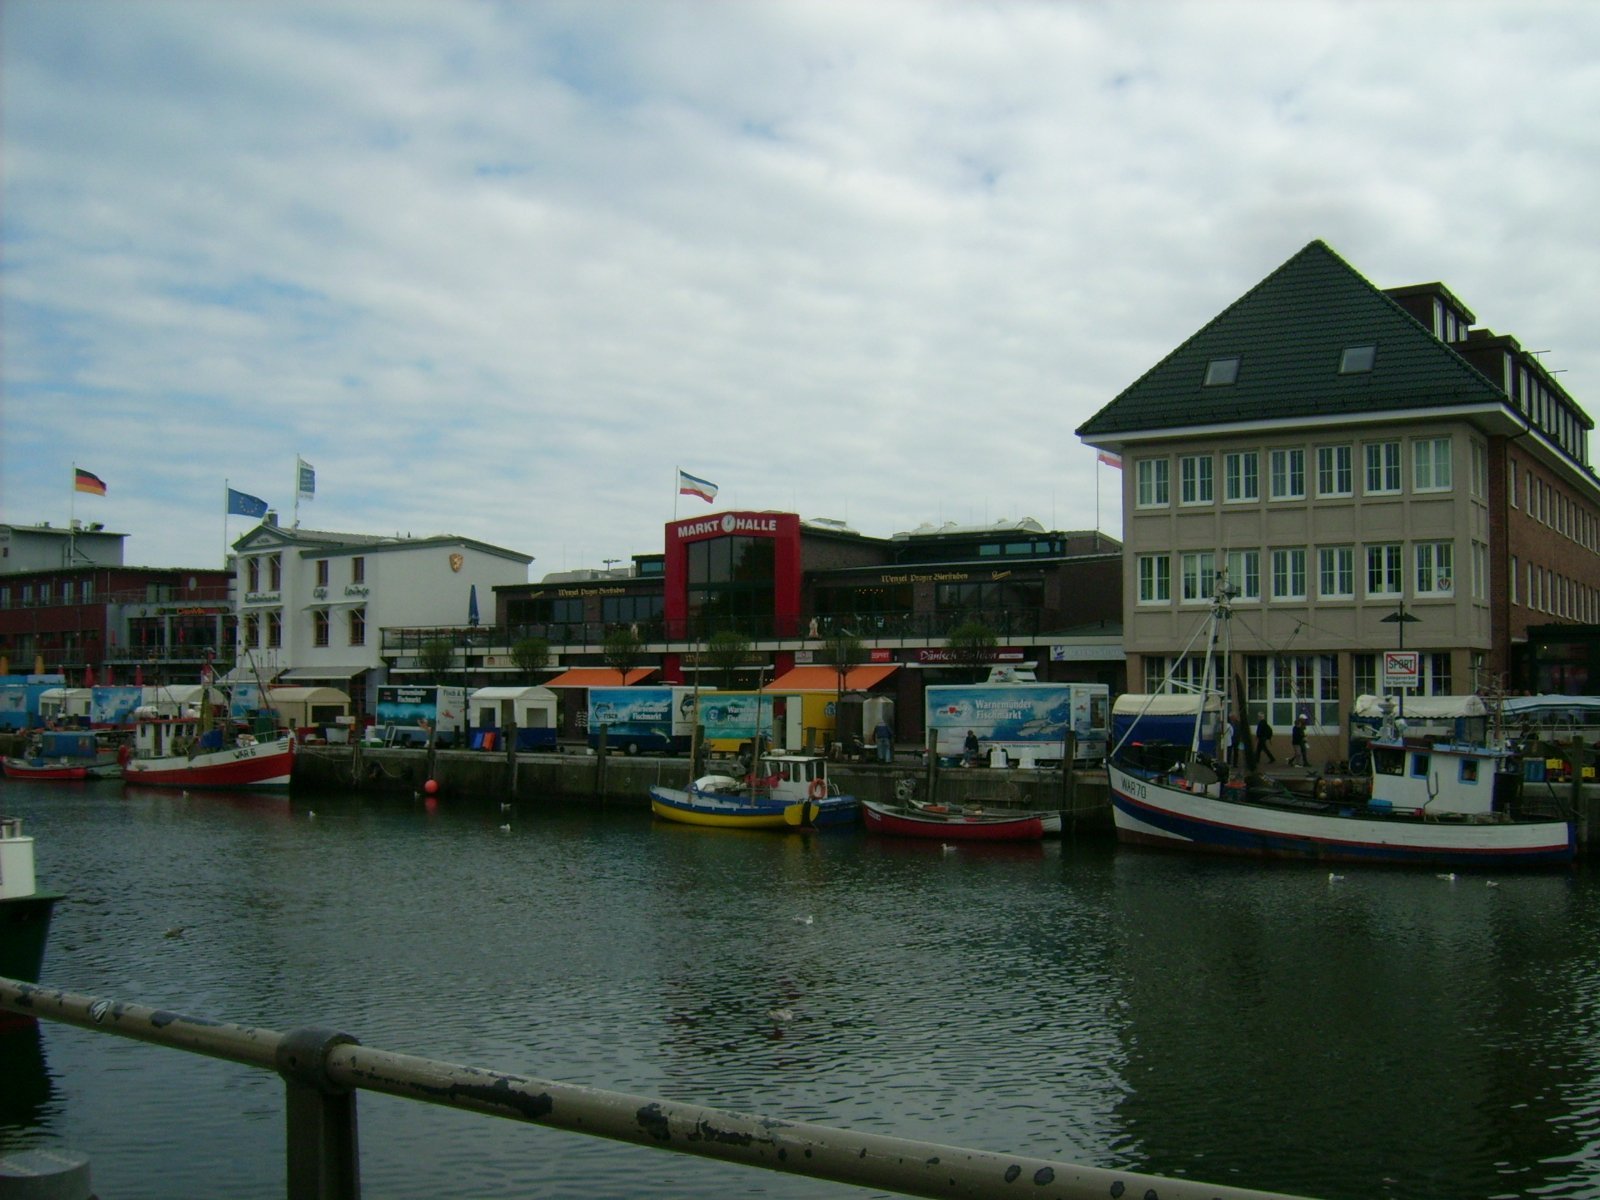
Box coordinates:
[807,779,828,801]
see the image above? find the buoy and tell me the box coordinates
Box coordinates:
[424,779,439,796]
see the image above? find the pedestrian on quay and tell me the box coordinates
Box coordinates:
[873,717,894,764]
[963,729,981,767]
[1291,712,1311,767]
[1254,713,1276,764]
[1227,712,1245,768]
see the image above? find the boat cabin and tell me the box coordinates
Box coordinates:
[1368,738,1511,818]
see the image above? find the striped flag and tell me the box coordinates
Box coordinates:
[74,468,107,495]
[677,469,719,503]
[1096,450,1123,470]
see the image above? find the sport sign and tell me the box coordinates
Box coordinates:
[1381,651,1419,689]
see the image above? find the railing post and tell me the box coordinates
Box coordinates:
[277,1026,362,1200]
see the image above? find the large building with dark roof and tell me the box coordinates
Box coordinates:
[1077,240,1599,745]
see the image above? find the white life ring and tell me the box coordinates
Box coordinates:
[807,779,828,801]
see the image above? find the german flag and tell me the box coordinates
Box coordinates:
[74,468,107,496]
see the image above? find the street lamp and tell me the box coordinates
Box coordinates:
[602,558,620,574]
[1380,602,1422,720]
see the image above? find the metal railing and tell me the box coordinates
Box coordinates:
[1,976,1311,1200]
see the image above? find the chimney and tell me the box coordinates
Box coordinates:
[265,510,279,526]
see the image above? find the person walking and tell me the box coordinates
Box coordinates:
[1254,713,1276,764]
[873,717,894,764]
[1291,713,1310,767]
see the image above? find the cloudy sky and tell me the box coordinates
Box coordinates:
[4,1,1597,580]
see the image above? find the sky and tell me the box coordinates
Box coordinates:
[4,1,1598,581]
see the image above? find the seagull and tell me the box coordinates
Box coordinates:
[767,1007,794,1023]
[1436,872,1457,882]
[1486,880,1500,888]
[307,810,316,819]
[500,802,513,813]
[163,926,186,939]
[1327,872,1345,882]
[180,790,190,799]
[941,844,958,854]
[793,914,813,925]
[498,823,511,833]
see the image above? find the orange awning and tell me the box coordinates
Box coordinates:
[541,667,658,688]
[767,664,899,691]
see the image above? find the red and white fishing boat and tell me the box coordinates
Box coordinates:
[862,798,1061,842]
[121,710,294,790]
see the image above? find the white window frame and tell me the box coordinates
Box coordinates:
[1179,455,1214,506]
[1318,546,1355,599]
[1136,459,1170,508]
[1270,548,1307,601]
[1223,451,1260,503]
[1316,445,1353,498]
[1415,541,1454,595]
[1137,554,1171,604]
[1364,441,1401,495]
[1225,549,1261,602]
[1366,543,1403,597]
[1268,448,1306,501]
[1413,437,1452,493]
[1180,552,1216,603]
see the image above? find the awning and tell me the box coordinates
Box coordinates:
[768,664,900,691]
[541,667,658,689]
[278,666,370,682]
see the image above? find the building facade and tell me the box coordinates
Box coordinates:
[1076,240,1600,751]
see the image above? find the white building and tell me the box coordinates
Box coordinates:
[232,515,532,717]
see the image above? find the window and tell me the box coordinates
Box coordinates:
[1413,438,1452,492]
[316,560,330,587]
[1204,356,1240,386]
[1366,543,1403,596]
[1243,652,1340,727]
[1223,451,1259,503]
[349,607,366,646]
[267,611,282,648]
[1509,461,1519,507]
[1270,548,1306,600]
[1353,653,1377,698]
[1318,547,1355,599]
[313,609,330,647]
[352,557,365,584]
[39,581,51,605]
[1511,555,1519,604]
[1226,550,1261,601]
[1364,442,1401,494]
[1316,445,1352,497]
[80,579,93,603]
[247,558,260,591]
[1180,552,1216,602]
[1416,542,1454,595]
[242,614,259,648]
[1339,345,1376,374]
[269,555,282,590]
[1470,442,1485,498]
[1136,459,1170,508]
[1137,555,1171,604]
[1472,542,1487,601]
[1179,455,1214,505]
[1269,449,1305,500]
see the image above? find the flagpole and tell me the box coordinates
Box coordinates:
[69,462,78,566]
[223,480,230,569]
[292,459,300,528]
[673,466,680,523]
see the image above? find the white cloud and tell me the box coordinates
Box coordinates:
[4,0,1597,575]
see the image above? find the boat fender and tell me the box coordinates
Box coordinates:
[1314,779,1329,803]
[117,743,132,767]
[808,779,828,801]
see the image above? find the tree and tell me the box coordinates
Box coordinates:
[417,638,455,684]
[823,629,865,744]
[705,630,752,691]
[602,627,643,681]
[946,620,998,682]
[510,636,550,680]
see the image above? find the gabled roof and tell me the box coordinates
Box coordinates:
[1076,240,1506,440]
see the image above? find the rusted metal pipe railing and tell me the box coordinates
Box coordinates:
[3,977,1315,1200]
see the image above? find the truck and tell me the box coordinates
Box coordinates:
[586,686,707,755]
[925,682,1110,767]
[373,685,467,748]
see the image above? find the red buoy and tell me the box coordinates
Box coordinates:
[424,778,439,795]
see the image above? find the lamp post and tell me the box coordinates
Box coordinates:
[602,558,620,574]
[1380,602,1421,720]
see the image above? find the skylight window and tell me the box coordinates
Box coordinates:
[1340,345,1377,374]
[1204,356,1241,386]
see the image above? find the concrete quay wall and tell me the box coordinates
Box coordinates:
[294,744,1115,830]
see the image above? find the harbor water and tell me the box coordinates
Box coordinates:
[4,779,1600,1199]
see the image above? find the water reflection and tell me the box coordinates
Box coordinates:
[0,1023,54,1136]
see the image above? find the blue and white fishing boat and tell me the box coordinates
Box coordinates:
[1108,579,1574,869]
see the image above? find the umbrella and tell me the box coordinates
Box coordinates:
[468,584,480,628]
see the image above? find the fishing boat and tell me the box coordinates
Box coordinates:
[121,711,295,790]
[1108,579,1575,868]
[0,817,61,1029]
[2,730,124,781]
[649,753,858,830]
[862,798,1060,841]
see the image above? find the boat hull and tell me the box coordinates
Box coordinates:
[122,737,295,790]
[0,894,60,1030]
[649,785,857,829]
[862,799,1058,842]
[1,756,121,781]
[1108,763,1574,867]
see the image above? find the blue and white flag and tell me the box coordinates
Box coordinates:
[227,488,269,518]
[677,469,718,503]
[296,457,316,500]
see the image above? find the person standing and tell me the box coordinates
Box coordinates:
[873,717,894,764]
[1228,712,1245,768]
[1291,713,1310,767]
[1254,713,1276,764]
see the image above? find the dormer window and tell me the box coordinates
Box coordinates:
[1339,345,1376,374]
[1204,356,1241,386]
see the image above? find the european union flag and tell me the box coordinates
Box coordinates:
[227,488,269,518]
